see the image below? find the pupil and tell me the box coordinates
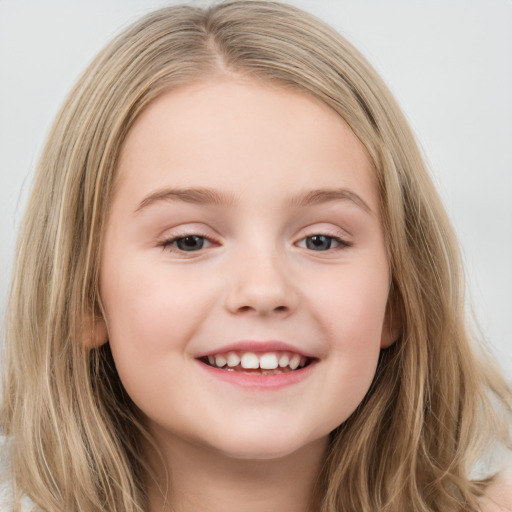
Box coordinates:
[306,235,332,251]
[177,236,204,251]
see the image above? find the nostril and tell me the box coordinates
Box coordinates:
[225,280,298,316]
[234,305,288,314]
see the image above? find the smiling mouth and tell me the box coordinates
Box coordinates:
[199,350,312,374]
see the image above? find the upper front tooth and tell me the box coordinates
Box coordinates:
[289,354,300,370]
[260,353,278,370]
[226,352,241,367]
[278,354,290,368]
[215,354,227,368]
[240,352,259,369]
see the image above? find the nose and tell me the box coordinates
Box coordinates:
[224,248,298,317]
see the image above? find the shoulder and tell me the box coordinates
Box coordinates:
[0,478,15,511]
[0,438,36,511]
[0,477,36,512]
[480,468,512,512]
[0,480,11,510]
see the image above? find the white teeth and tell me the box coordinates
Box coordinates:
[259,353,278,370]
[240,352,259,369]
[226,352,240,367]
[215,355,227,368]
[278,354,290,368]
[289,354,300,370]
[206,351,309,370]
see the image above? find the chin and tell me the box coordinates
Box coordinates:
[205,430,326,462]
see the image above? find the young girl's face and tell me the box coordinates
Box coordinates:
[99,78,395,460]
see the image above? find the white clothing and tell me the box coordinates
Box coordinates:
[0,479,35,511]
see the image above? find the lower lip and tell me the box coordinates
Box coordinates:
[196,360,316,390]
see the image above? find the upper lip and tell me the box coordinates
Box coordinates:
[195,340,316,359]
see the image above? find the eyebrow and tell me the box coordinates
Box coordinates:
[134,186,372,215]
[287,188,373,214]
[135,186,237,213]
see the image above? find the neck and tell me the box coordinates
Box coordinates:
[146,435,328,512]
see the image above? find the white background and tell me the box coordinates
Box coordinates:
[1,0,511,379]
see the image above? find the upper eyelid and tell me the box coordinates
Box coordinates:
[159,224,351,238]
[294,225,351,241]
[158,224,220,241]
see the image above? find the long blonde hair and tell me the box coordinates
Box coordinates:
[2,1,510,511]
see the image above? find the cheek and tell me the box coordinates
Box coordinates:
[303,261,389,420]
[306,259,390,346]
[100,256,213,359]
[99,258,208,412]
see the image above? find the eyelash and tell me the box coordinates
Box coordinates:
[158,231,352,254]
[159,232,219,253]
[296,234,352,251]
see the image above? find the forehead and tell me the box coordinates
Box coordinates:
[114,78,379,213]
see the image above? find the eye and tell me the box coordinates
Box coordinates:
[297,234,350,251]
[162,235,213,252]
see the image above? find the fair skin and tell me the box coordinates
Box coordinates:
[480,467,512,512]
[481,469,512,512]
[97,76,398,512]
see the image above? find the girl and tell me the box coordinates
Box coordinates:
[1,1,511,511]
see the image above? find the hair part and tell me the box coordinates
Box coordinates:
[2,2,510,511]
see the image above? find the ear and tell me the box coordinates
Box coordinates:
[380,295,402,349]
[82,313,109,348]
